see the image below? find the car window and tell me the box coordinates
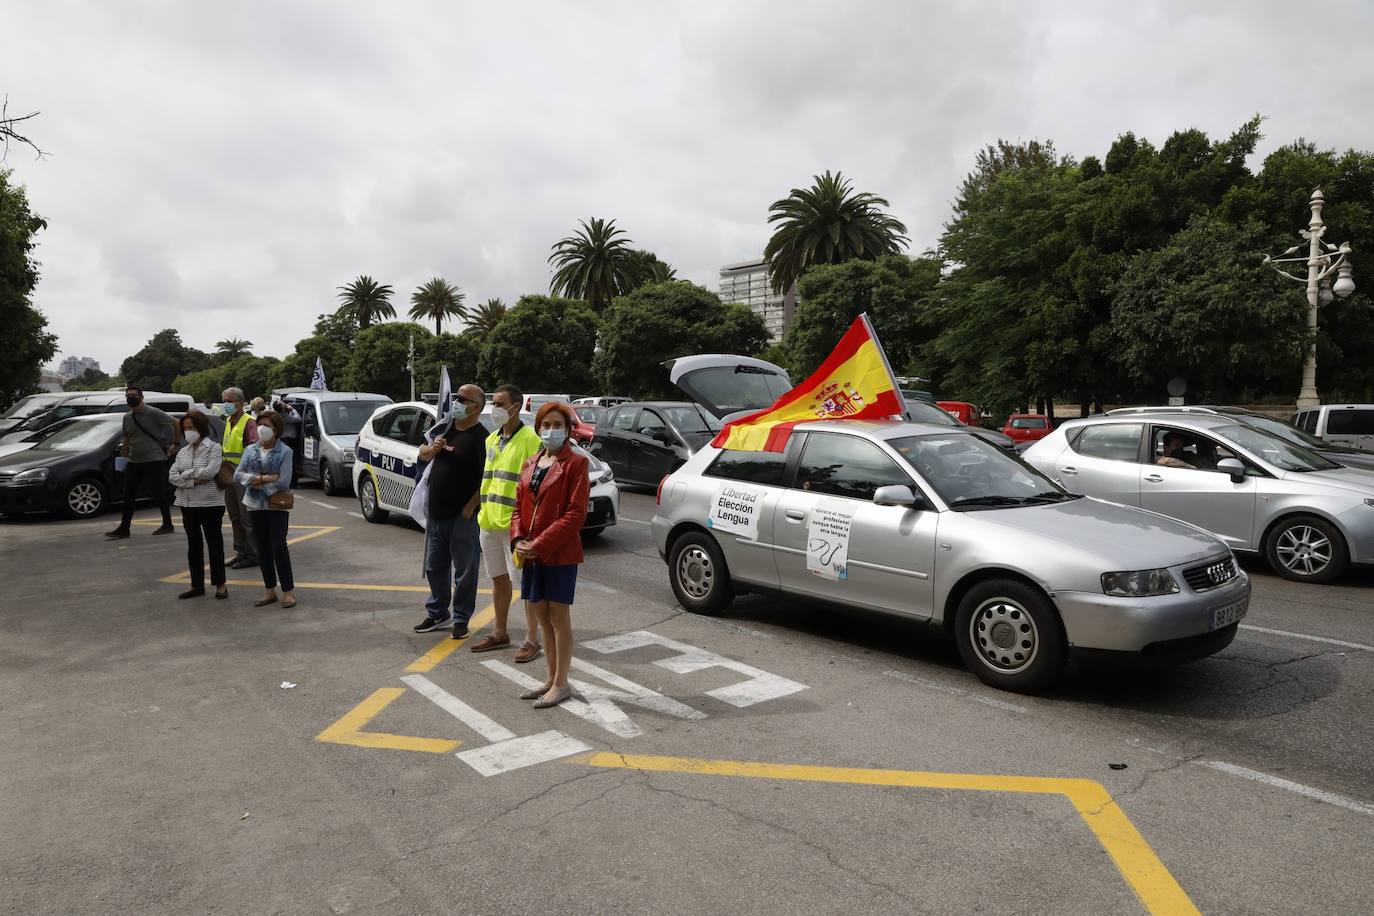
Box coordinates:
[661,405,722,433]
[704,449,786,486]
[409,409,438,446]
[575,406,603,424]
[323,400,390,436]
[1220,424,1339,472]
[1151,427,1223,471]
[375,407,420,443]
[891,434,1069,509]
[1011,417,1047,429]
[1072,424,1142,462]
[796,433,912,501]
[2,395,52,419]
[35,419,121,453]
[1238,413,1327,450]
[903,399,961,427]
[147,400,186,412]
[683,367,792,416]
[1325,409,1374,436]
[635,409,667,438]
[611,408,637,432]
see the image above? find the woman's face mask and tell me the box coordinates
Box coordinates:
[257,425,274,442]
[540,427,567,450]
[184,430,201,445]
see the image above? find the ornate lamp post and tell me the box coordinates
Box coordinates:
[1263,188,1355,408]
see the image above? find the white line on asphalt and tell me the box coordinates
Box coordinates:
[882,669,1027,714]
[577,577,618,594]
[399,674,516,743]
[348,512,365,520]
[1200,761,1374,817]
[618,517,651,526]
[309,500,342,511]
[1239,624,1373,653]
[456,730,592,777]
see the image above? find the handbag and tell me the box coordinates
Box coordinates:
[268,490,295,510]
[214,460,235,490]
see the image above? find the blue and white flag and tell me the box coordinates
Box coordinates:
[410,365,455,529]
[425,365,455,443]
[310,357,327,390]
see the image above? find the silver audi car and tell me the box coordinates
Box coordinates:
[651,420,1250,693]
[1022,412,1374,584]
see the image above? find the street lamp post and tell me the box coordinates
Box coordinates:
[1263,188,1356,408]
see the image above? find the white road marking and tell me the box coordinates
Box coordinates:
[570,657,707,720]
[399,674,515,743]
[1200,761,1374,817]
[882,669,1026,714]
[348,512,366,520]
[481,660,641,738]
[309,500,341,511]
[456,730,591,777]
[577,577,618,594]
[618,517,652,526]
[584,630,808,708]
[1239,624,1373,653]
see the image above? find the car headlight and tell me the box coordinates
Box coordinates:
[1101,568,1180,598]
[1365,498,1374,508]
[12,467,50,485]
[342,448,356,463]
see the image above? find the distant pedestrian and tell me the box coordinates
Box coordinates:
[250,396,266,416]
[413,383,489,636]
[106,385,177,539]
[221,387,259,569]
[511,402,588,709]
[467,384,543,659]
[235,411,296,608]
[168,411,228,600]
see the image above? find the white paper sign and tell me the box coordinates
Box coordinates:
[707,484,764,540]
[304,438,316,459]
[806,502,853,580]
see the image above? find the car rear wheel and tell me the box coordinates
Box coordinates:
[321,460,347,496]
[64,477,107,519]
[954,579,1066,693]
[581,526,606,539]
[668,530,734,615]
[358,473,388,524]
[1265,515,1347,584]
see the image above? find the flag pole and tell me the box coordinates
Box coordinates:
[859,313,904,417]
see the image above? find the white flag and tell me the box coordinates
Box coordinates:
[425,365,455,443]
[410,365,454,530]
[310,357,327,390]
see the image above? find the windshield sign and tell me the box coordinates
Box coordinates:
[1220,425,1339,472]
[891,434,1077,510]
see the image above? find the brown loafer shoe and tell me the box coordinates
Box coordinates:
[513,641,542,663]
[469,633,511,653]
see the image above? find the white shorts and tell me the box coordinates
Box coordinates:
[480,527,519,582]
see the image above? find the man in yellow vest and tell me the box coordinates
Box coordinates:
[467,384,543,660]
[221,386,259,569]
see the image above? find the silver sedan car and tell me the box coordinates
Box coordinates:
[652,420,1250,693]
[1022,413,1374,584]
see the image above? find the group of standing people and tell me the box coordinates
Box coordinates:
[105,385,298,609]
[412,383,588,709]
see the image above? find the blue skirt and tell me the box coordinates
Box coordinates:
[522,562,578,605]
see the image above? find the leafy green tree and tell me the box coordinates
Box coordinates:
[121,329,211,392]
[593,282,770,398]
[624,249,676,289]
[174,355,280,404]
[415,333,483,394]
[214,338,254,361]
[548,218,637,311]
[62,367,114,392]
[269,335,353,391]
[314,305,360,348]
[478,296,598,393]
[171,366,225,404]
[464,298,508,342]
[764,171,909,295]
[0,169,57,407]
[337,275,396,330]
[348,322,431,401]
[408,277,467,335]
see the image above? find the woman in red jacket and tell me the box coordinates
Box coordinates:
[511,402,589,708]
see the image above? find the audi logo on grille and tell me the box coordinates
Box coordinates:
[1207,562,1232,584]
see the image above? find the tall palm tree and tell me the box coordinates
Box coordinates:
[624,249,677,289]
[548,217,637,310]
[214,337,253,359]
[336,275,396,330]
[464,298,508,341]
[408,277,467,335]
[764,170,910,294]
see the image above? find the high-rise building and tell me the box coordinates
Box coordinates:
[718,258,796,341]
[57,356,101,379]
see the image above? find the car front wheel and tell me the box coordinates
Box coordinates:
[954,579,1066,693]
[322,460,347,496]
[64,477,107,519]
[358,473,389,524]
[1265,515,1347,584]
[668,530,734,615]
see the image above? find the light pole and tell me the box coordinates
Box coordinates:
[1263,188,1356,408]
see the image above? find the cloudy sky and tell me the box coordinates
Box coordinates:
[8,0,1374,373]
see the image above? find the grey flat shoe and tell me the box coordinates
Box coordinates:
[520,684,553,700]
[532,687,573,709]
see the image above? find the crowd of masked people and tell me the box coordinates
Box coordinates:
[105,381,587,710]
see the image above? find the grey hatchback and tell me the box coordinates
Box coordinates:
[652,419,1250,693]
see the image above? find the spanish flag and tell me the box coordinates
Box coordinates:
[711,314,904,452]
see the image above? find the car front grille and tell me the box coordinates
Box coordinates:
[1183,556,1238,592]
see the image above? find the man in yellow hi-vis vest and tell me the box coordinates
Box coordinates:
[467,384,543,661]
[220,386,259,568]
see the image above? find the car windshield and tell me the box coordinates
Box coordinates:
[903,399,962,427]
[890,434,1077,510]
[3,395,59,420]
[1219,424,1340,472]
[1234,412,1333,451]
[663,405,723,433]
[1011,417,1047,429]
[321,401,390,435]
[683,367,791,416]
[575,406,603,424]
[35,419,119,453]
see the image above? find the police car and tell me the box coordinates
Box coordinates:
[352,401,619,535]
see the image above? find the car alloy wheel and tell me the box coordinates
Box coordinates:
[677,545,715,599]
[969,597,1039,675]
[358,474,388,523]
[67,480,104,517]
[1274,524,1331,577]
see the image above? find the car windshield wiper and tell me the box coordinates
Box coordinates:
[948,495,1036,510]
[1028,490,1082,502]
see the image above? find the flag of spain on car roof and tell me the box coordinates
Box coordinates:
[710,314,904,452]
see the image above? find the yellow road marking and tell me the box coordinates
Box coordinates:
[579,752,1198,916]
[405,604,497,673]
[315,687,460,753]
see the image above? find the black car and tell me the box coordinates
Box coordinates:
[590,401,722,488]
[0,415,146,519]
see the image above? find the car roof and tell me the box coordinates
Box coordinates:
[286,391,391,403]
[1064,412,1238,431]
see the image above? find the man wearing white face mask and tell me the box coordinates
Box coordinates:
[467,384,543,657]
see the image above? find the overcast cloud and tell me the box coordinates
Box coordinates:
[8,0,1374,372]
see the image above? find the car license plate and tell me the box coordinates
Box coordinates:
[1209,599,1248,631]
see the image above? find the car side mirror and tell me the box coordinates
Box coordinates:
[873,485,927,509]
[1216,457,1246,481]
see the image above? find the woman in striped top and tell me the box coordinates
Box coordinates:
[168,411,229,600]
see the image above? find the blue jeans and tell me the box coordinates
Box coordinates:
[424,514,480,622]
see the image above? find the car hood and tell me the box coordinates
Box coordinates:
[965,496,1224,568]
[0,441,38,460]
[325,433,358,449]
[1318,447,1374,471]
[970,428,1016,449]
[1280,465,1374,495]
[0,448,69,473]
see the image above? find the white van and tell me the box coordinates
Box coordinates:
[1291,404,1374,451]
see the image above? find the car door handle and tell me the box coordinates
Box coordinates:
[1143,474,1163,483]
[630,440,642,448]
[784,509,807,522]
[1059,466,1078,476]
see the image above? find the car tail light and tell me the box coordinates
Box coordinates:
[656,475,667,506]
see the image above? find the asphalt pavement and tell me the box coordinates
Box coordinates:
[2,486,1372,915]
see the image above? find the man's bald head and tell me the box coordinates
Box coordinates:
[455,384,486,428]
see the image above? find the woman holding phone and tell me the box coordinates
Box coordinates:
[510,402,588,708]
[234,411,296,608]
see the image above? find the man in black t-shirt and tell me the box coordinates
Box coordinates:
[414,384,490,636]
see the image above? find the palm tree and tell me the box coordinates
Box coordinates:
[336,275,396,330]
[408,277,467,335]
[214,337,253,359]
[548,217,637,310]
[464,298,508,341]
[624,249,677,289]
[764,170,910,294]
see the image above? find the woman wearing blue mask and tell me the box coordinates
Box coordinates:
[510,402,588,708]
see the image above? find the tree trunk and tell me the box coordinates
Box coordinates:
[1093,397,1104,414]
[436,316,442,335]
[1045,395,1055,425]
[1080,396,1090,418]
[1035,396,1045,415]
